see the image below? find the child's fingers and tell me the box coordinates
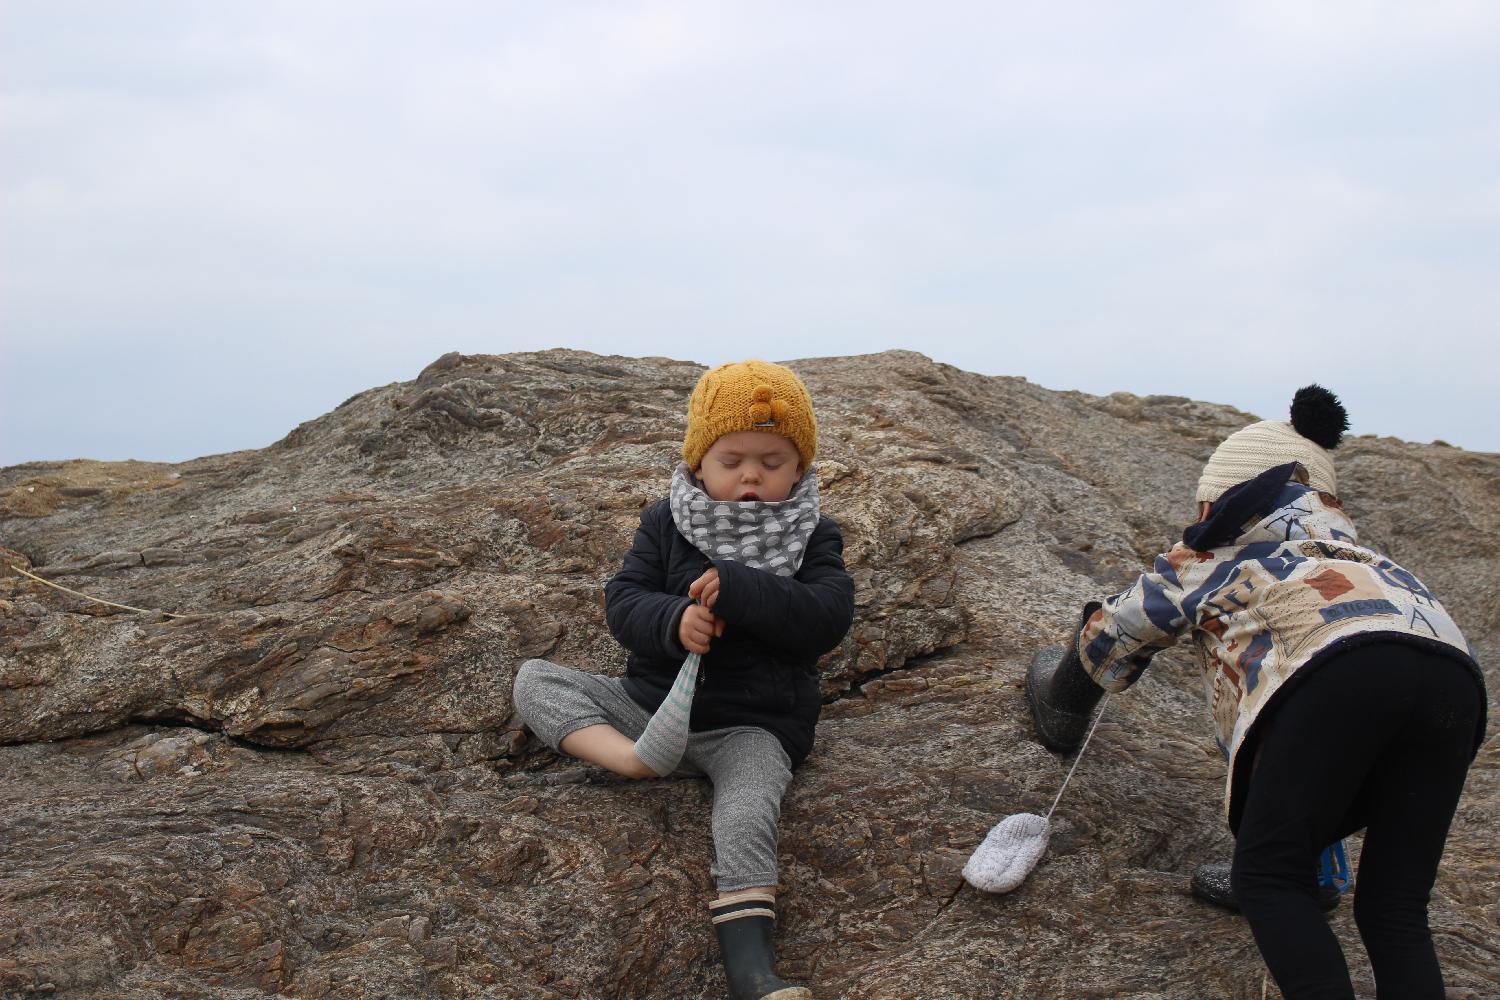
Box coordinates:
[679,586,722,653]
[680,607,712,653]
[688,568,720,602]
[688,567,718,600]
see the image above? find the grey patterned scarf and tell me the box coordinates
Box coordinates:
[668,462,821,577]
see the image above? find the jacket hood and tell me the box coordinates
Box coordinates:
[1239,485,1359,546]
[1184,462,1358,551]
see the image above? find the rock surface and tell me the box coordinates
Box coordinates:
[2,349,1496,999]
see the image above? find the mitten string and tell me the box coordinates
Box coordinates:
[1047,693,1110,820]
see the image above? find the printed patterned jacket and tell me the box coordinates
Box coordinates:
[1075,464,1484,829]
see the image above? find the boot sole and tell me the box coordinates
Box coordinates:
[1191,872,1343,915]
[761,990,812,1000]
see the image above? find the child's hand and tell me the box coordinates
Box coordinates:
[679,603,725,655]
[689,568,721,609]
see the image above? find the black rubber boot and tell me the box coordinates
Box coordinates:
[1025,601,1105,752]
[1190,863,1342,914]
[1190,863,1238,910]
[710,895,811,1000]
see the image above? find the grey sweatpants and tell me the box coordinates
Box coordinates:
[512,658,794,892]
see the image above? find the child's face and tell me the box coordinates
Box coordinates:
[694,430,804,502]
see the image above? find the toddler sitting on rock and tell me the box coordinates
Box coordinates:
[514,360,854,1000]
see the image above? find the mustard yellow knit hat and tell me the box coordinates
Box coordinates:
[683,360,817,469]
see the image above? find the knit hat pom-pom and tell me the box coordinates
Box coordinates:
[1290,385,1349,450]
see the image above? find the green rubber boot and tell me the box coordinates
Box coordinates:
[710,894,811,1000]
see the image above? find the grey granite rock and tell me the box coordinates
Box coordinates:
[1,350,1495,999]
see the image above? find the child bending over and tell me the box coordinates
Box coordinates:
[1028,386,1486,1000]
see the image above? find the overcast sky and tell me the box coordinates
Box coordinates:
[3,1,1498,467]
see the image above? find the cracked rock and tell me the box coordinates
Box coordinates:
[1,349,1495,999]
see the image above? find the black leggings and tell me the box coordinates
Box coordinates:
[1231,642,1482,1000]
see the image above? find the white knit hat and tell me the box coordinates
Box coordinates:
[1195,420,1337,503]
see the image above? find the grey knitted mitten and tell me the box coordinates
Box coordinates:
[963,812,1051,893]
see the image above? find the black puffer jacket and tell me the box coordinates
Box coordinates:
[605,498,855,766]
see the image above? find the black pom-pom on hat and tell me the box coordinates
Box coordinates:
[1290,385,1349,449]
